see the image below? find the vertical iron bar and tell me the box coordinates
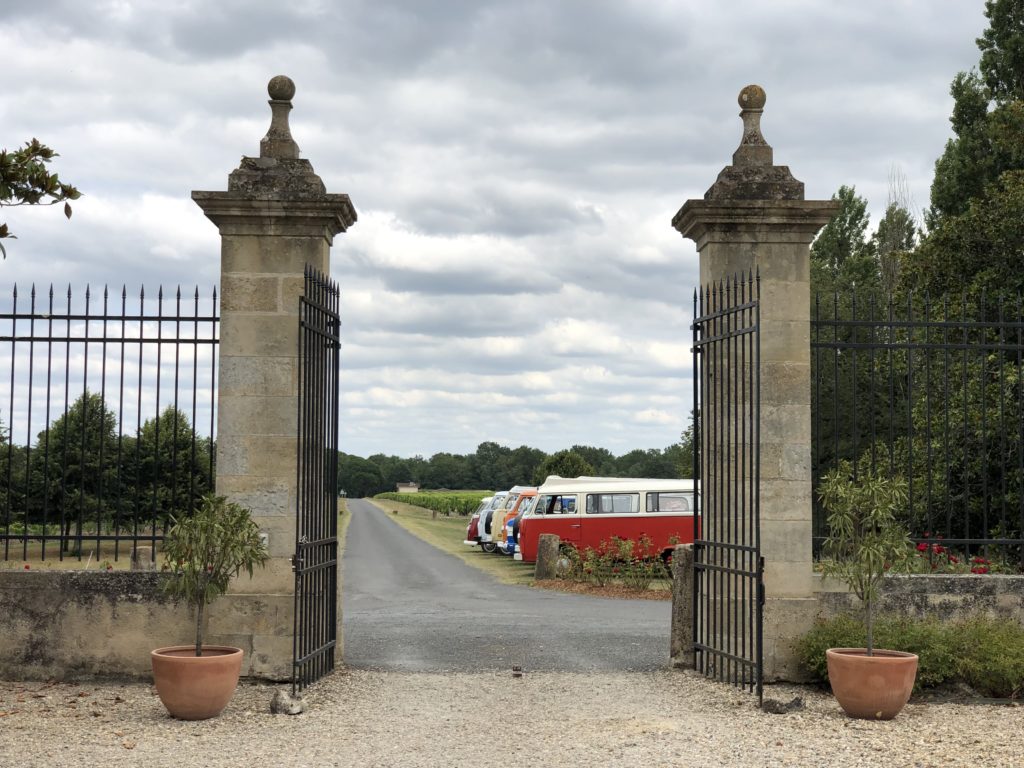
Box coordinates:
[152,287,163,549]
[23,286,37,561]
[97,286,109,558]
[41,286,55,559]
[59,285,71,560]
[114,287,127,560]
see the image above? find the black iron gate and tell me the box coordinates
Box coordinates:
[691,272,764,703]
[292,266,341,695]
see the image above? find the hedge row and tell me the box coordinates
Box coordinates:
[797,613,1024,697]
[374,491,490,517]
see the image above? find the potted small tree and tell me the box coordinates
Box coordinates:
[151,495,269,720]
[819,461,918,720]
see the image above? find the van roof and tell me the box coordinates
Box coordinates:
[537,476,696,494]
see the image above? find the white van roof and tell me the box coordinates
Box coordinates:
[504,485,536,494]
[537,476,696,494]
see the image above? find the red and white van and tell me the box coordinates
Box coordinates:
[514,476,697,563]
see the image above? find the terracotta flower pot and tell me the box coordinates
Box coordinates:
[151,645,244,720]
[826,647,918,720]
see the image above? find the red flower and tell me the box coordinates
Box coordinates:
[23,563,30,570]
[950,556,959,564]
[916,543,928,552]
[923,532,931,539]
[971,566,989,574]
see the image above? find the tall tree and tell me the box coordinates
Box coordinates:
[469,441,511,489]
[810,185,878,296]
[27,392,119,547]
[569,445,616,475]
[870,169,919,294]
[422,452,470,490]
[532,450,594,486]
[0,139,80,258]
[910,1,1024,297]
[338,453,383,498]
[132,406,214,526]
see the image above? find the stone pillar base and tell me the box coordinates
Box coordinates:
[762,596,821,681]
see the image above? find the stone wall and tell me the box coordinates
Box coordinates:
[0,571,193,681]
[819,574,1024,623]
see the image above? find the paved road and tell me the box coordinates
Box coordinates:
[341,498,673,672]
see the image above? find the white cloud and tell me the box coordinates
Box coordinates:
[0,0,987,457]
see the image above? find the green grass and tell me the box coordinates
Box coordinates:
[365,498,536,586]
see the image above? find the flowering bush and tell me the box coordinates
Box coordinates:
[908,532,1017,574]
[557,536,670,591]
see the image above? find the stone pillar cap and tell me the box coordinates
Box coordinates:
[208,75,339,201]
[702,85,804,202]
[262,75,300,160]
[192,75,358,235]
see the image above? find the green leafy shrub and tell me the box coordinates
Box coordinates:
[613,536,669,591]
[818,462,911,654]
[954,616,1024,697]
[162,495,269,656]
[798,613,1024,696]
[557,537,671,591]
[581,544,616,586]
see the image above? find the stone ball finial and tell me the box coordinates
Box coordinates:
[268,75,296,102]
[738,84,766,111]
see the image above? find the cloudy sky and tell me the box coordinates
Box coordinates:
[1,0,986,459]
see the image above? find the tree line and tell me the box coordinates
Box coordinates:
[1,391,214,536]
[339,429,694,499]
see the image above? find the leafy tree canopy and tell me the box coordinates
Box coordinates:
[810,185,879,296]
[531,450,595,486]
[927,0,1024,229]
[904,169,1024,297]
[0,139,80,258]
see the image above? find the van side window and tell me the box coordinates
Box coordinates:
[586,493,640,514]
[646,492,692,513]
[540,495,577,514]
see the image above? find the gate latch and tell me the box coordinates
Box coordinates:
[291,554,303,572]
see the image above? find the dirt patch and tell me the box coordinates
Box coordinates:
[532,579,672,600]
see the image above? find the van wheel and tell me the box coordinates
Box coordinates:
[481,542,498,554]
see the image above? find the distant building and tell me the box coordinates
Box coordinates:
[396,482,419,494]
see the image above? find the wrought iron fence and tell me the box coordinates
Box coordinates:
[0,283,219,562]
[812,290,1024,568]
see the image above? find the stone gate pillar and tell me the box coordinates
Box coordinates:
[673,86,837,679]
[192,76,356,679]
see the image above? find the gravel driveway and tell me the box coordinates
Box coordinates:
[5,502,1022,767]
[2,669,1023,768]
